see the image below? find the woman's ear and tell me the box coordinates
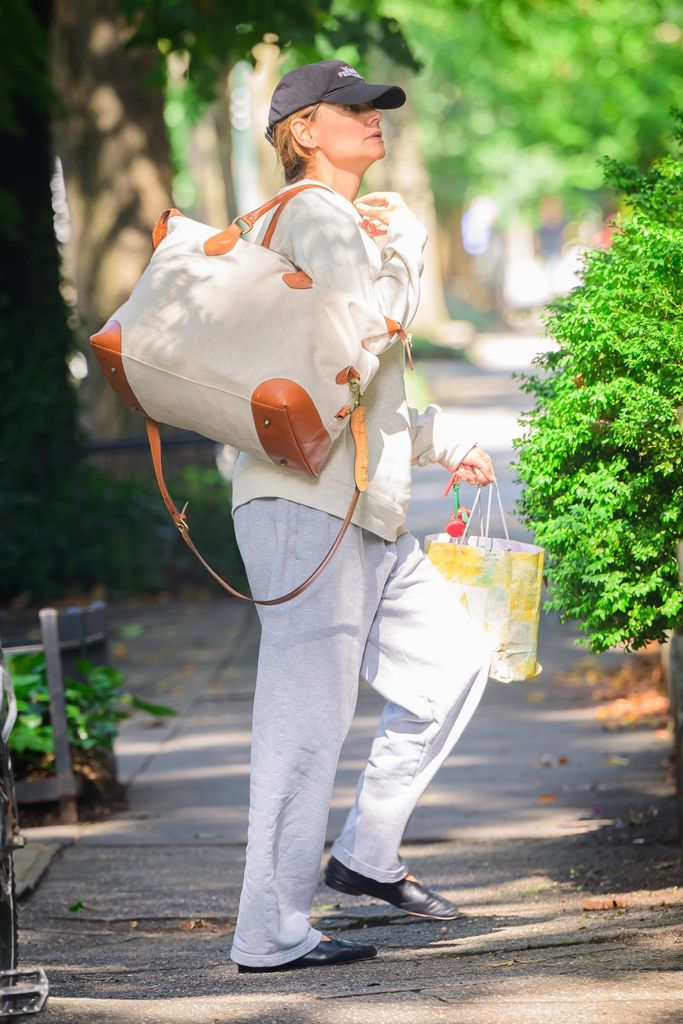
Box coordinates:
[290,116,318,154]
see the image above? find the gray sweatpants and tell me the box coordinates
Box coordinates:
[229,498,491,968]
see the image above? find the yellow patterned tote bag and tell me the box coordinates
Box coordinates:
[425,484,544,683]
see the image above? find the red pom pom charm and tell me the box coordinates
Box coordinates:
[443,483,471,538]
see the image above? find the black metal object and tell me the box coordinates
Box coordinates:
[0,432,218,485]
[3,603,109,821]
[0,646,50,1016]
[0,968,49,1017]
[82,432,218,481]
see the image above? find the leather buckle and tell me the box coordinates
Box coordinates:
[232,216,253,235]
[175,501,190,532]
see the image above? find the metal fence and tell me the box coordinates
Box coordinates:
[82,432,220,481]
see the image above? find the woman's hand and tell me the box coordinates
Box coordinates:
[354,191,418,238]
[450,446,496,487]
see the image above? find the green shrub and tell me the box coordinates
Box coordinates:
[6,652,175,779]
[514,113,683,652]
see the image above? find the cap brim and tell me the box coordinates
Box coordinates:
[322,81,406,110]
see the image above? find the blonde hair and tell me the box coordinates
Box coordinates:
[272,103,321,183]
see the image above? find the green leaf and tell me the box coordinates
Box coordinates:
[127,695,177,718]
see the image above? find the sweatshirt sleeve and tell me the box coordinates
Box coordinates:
[283,190,427,330]
[408,403,478,470]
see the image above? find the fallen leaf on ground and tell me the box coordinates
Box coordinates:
[538,793,557,802]
[581,897,628,911]
[558,755,571,765]
[119,623,143,639]
[527,692,545,703]
[596,689,669,730]
[603,755,630,767]
[628,805,658,826]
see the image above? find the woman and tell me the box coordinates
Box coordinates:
[230,59,495,973]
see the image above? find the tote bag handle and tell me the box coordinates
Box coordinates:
[459,482,510,544]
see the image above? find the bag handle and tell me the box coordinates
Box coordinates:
[203,183,333,256]
[459,482,510,544]
[144,418,365,606]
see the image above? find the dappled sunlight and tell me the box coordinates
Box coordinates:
[89,84,124,133]
[135,762,250,784]
[468,333,558,371]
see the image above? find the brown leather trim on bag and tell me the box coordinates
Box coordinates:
[251,378,332,477]
[203,223,242,256]
[335,366,361,385]
[350,405,369,492]
[384,317,414,370]
[90,320,146,415]
[282,271,312,289]
[144,418,360,605]
[152,208,184,249]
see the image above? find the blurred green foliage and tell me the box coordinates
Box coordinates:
[514,113,683,651]
[387,0,683,216]
[118,0,418,100]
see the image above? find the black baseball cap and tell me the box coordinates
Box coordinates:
[265,60,406,144]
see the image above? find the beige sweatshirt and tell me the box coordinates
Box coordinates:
[231,179,474,541]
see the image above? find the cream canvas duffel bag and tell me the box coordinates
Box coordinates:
[90,183,412,604]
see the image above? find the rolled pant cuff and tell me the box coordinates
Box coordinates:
[330,842,408,884]
[230,928,322,968]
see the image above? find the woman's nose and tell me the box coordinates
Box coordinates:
[368,107,382,127]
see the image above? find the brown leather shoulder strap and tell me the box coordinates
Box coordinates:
[261,200,288,250]
[238,182,332,233]
[144,420,360,606]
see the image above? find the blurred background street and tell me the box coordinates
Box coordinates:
[3,2,683,1020]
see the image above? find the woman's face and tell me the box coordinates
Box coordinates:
[296,102,385,173]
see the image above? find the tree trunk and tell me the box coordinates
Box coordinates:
[50,0,173,439]
[0,0,81,600]
[365,55,450,337]
[250,42,282,201]
[212,68,238,223]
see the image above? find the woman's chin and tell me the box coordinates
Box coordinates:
[363,140,386,164]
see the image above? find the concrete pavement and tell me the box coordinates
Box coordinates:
[16,333,683,1023]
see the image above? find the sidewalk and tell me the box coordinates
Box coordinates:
[16,335,683,1023]
[16,593,683,1024]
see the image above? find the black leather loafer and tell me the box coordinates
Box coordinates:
[236,936,378,973]
[324,856,465,920]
